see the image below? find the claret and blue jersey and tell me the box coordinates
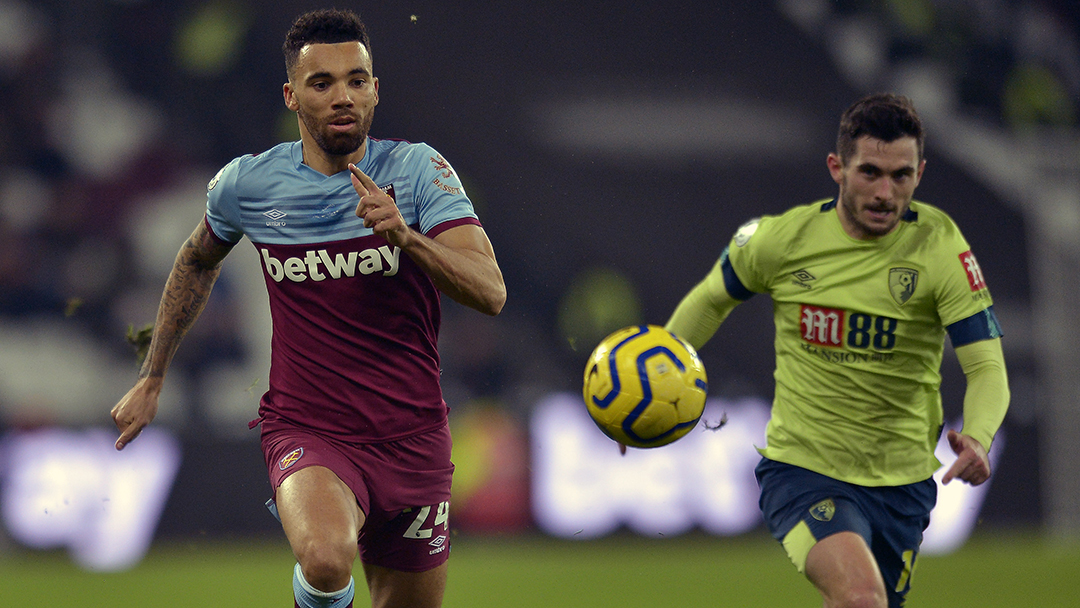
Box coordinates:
[204,137,481,443]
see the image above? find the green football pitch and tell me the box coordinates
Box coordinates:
[1,530,1077,606]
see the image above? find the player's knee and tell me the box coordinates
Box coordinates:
[297,543,355,592]
[826,585,887,608]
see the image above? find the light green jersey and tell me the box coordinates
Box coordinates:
[727,199,995,486]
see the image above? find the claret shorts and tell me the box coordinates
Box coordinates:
[262,421,454,572]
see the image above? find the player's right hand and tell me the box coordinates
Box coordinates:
[348,163,411,247]
[111,377,162,451]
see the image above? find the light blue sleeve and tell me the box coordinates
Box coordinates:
[204,157,246,244]
[408,144,479,234]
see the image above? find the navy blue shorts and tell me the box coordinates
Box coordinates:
[755,458,935,608]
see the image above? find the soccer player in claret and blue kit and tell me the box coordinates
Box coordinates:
[110,8,505,608]
[665,93,1009,608]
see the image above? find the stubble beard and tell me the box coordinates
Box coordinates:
[298,106,374,157]
[838,180,906,239]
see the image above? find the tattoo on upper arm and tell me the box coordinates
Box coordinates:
[184,222,233,269]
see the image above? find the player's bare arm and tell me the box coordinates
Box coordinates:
[111,220,234,450]
[349,163,506,316]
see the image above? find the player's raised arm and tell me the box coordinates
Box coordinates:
[111,219,234,450]
[349,163,506,316]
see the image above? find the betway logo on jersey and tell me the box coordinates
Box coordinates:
[260,246,400,282]
[801,305,845,347]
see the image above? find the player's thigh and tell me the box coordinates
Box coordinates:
[757,459,871,570]
[867,480,934,606]
[356,425,453,571]
[363,561,447,608]
[805,531,887,608]
[277,465,364,559]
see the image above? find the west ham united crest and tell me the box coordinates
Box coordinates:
[888,268,919,305]
[279,447,304,471]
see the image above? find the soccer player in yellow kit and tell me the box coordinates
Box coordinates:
[666,94,1009,608]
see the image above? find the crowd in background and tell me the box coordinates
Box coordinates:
[0,0,1075,442]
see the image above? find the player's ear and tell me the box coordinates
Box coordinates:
[283,82,299,111]
[372,77,379,105]
[826,152,844,185]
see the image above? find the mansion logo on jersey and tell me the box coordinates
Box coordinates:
[959,251,987,292]
[260,245,401,282]
[801,305,845,347]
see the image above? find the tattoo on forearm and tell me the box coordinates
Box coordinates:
[139,223,231,378]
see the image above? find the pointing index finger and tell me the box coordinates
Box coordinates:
[942,450,973,485]
[348,163,378,195]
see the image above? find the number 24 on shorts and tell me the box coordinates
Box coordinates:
[403,501,449,539]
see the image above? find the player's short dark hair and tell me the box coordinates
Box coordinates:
[836,93,924,163]
[283,8,371,78]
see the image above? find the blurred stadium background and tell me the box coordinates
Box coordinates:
[1,0,1078,605]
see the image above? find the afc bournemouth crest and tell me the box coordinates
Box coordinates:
[809,498,836,522]
[889,268,919,305]
[279,447,304,471]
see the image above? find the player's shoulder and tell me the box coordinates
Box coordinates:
[905,200,969,247]
[209,141,298,193]
[727,201,826,272]
[368,137,437,163]
[236,141,298,174]
[907,200,959,228]
[746,199,834,240]
[779,198,836,223]
[367,138,466,196]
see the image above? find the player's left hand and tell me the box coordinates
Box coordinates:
[941,430,991,486]
[349,163,412,247]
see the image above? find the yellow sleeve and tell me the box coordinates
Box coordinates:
[664,258,742,351]
[953,338,1010,451]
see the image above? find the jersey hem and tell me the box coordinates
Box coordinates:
[426,217,481,239]
[757,449,939,488]
[254,412,449,445]
[204,215,241,246]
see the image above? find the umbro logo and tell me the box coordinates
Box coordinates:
[264,209,287,227]
[791,269,816,289]
[428,534,448,555]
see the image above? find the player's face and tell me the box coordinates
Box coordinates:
[828,136,925,240]
[284,41,379,158]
